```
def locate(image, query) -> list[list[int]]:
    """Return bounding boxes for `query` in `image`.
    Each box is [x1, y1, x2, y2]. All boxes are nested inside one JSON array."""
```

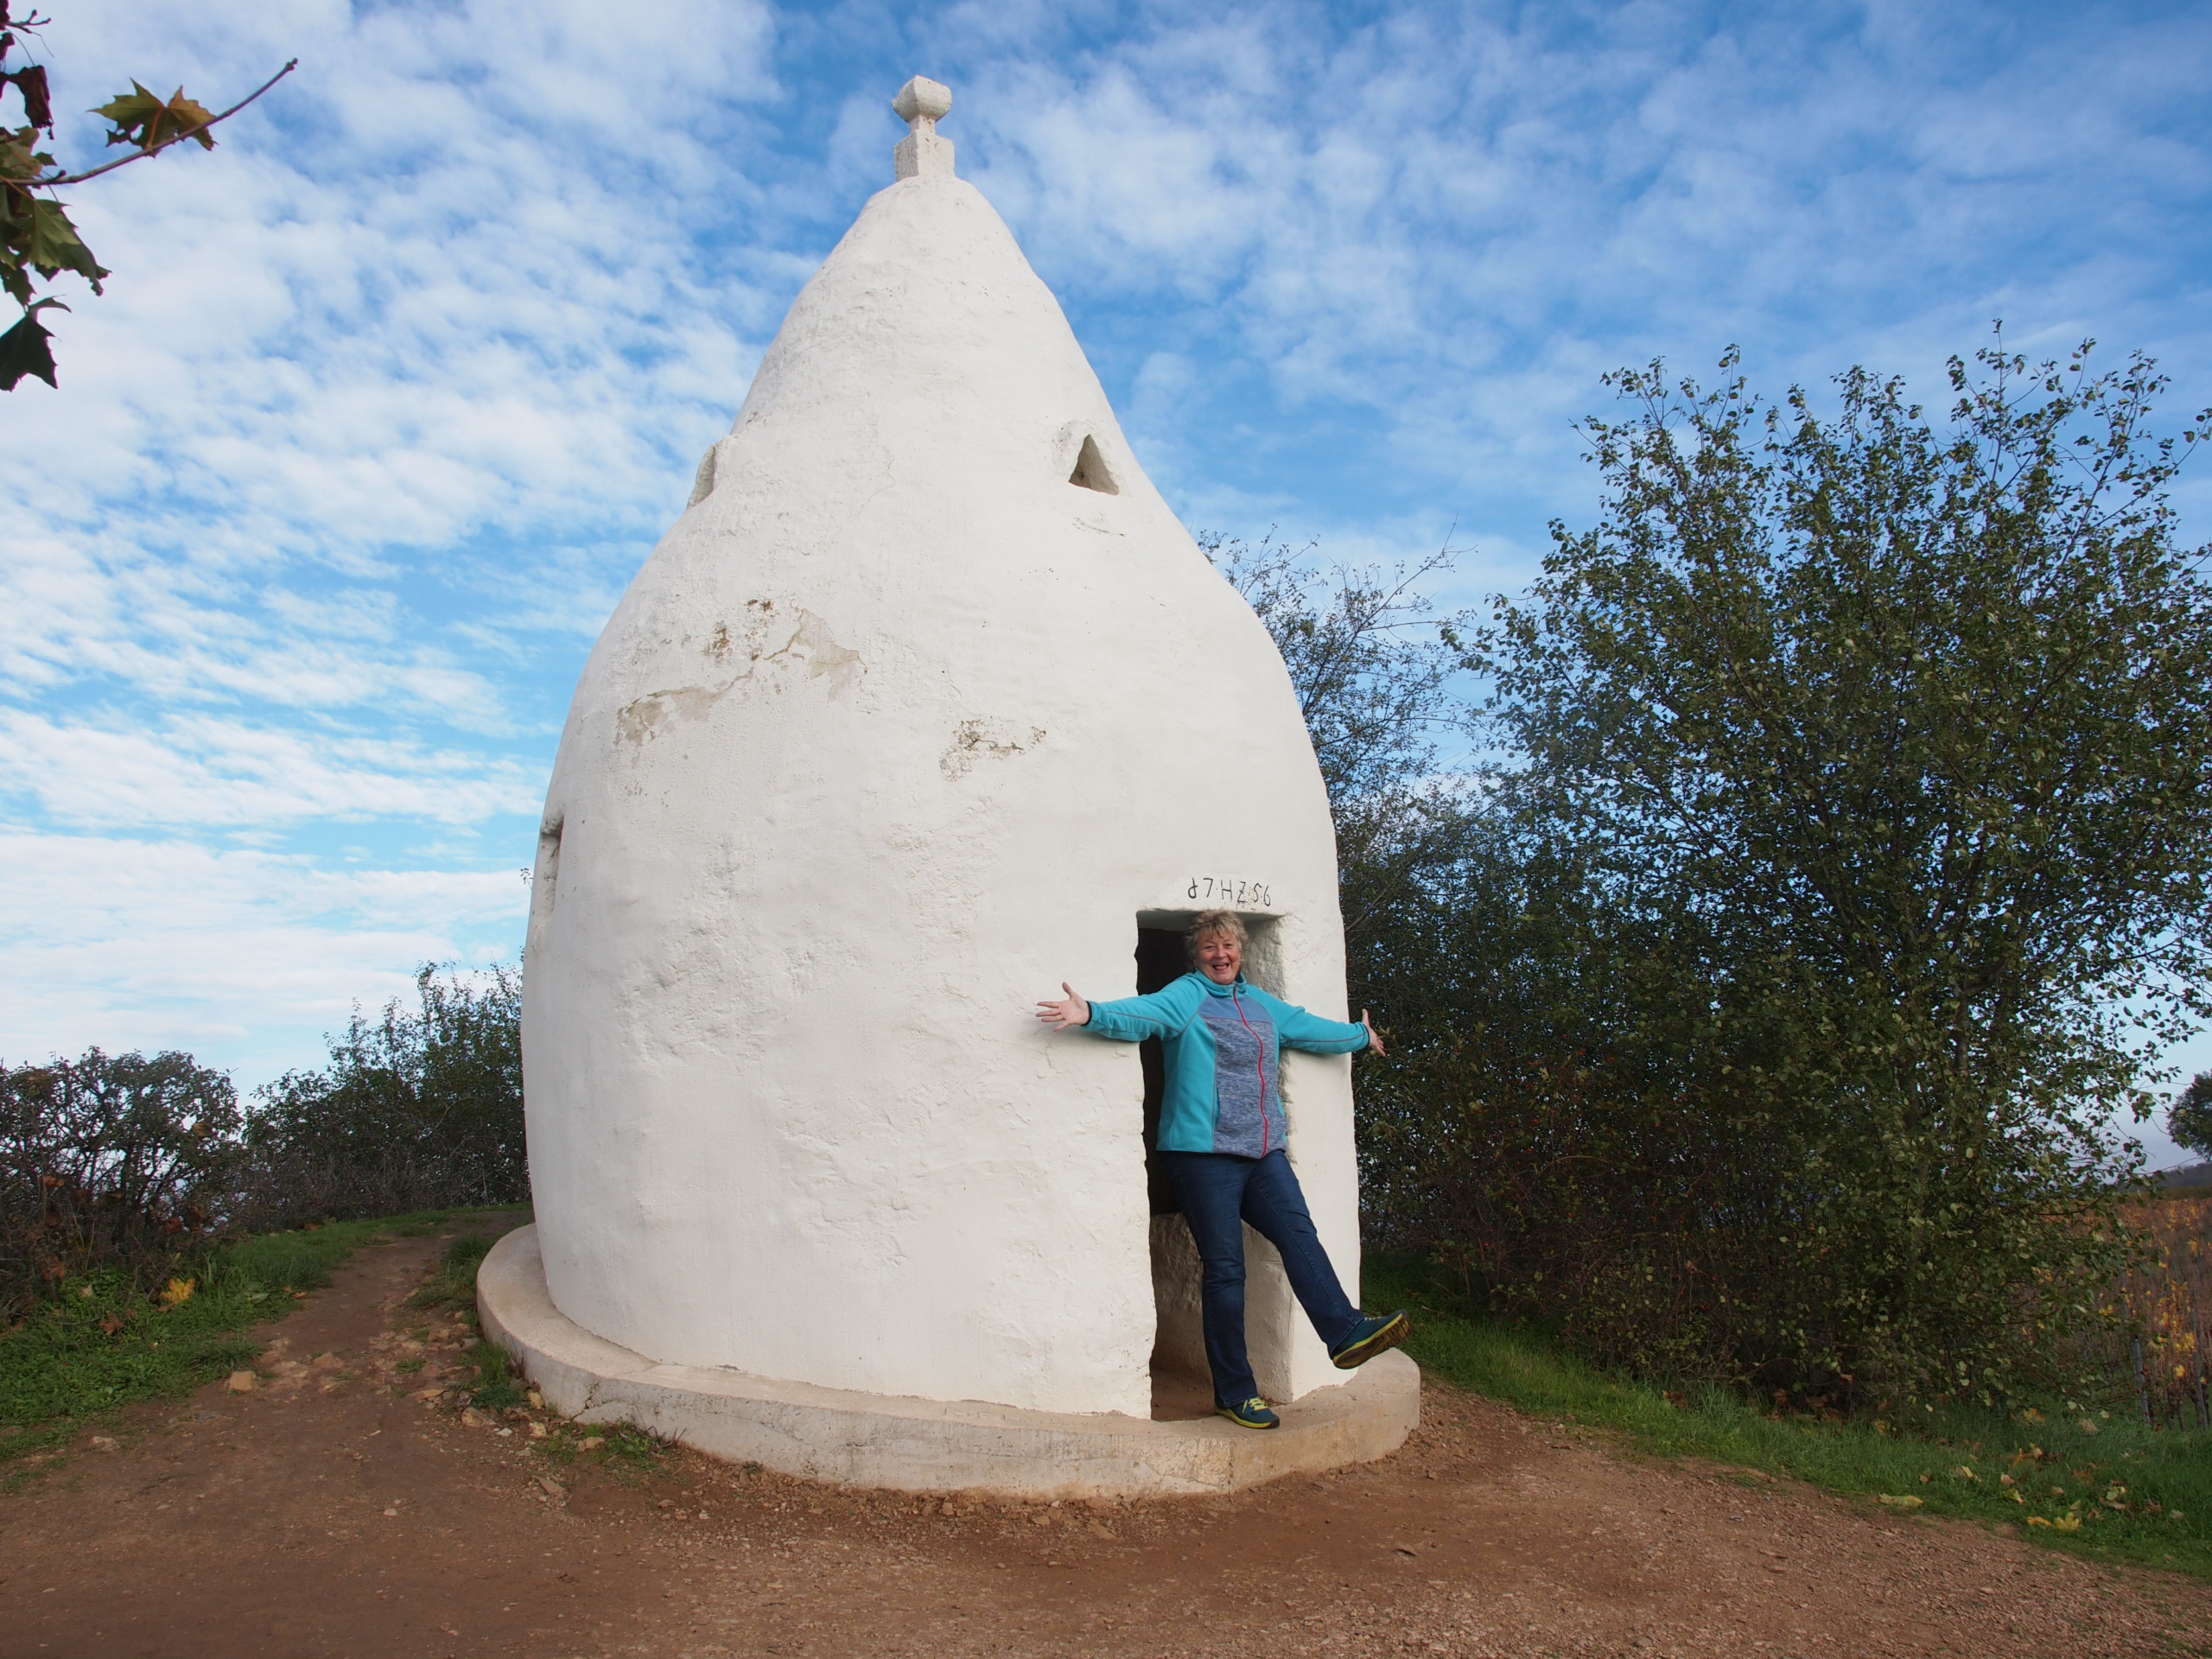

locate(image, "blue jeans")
[[1158, 1148, 1361, 1406]]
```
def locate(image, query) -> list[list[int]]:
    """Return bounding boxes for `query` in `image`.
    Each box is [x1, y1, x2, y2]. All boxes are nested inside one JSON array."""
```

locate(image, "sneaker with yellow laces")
[[1329, 1310, 1411, 1370], [1216, 1396, 1280, 1430]]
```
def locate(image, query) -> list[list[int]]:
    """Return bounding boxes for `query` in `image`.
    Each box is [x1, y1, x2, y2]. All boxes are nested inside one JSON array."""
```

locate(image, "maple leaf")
[[0, 295, 60, 387], [22, 194, 104, 284], [0, 122, 54, 181], [94, 81, 216, 152], [3, 63, 50, 130], [3, 48, 289, 390]]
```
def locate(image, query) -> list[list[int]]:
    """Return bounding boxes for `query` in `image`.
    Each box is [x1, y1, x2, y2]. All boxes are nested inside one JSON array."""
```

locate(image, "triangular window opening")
[[1068, 434, 1119, 495]]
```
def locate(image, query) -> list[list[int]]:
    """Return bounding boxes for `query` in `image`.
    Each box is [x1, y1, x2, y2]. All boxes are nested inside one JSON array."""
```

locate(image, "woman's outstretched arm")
[[1268, 994, 1387, 1056], [1040, 977, 1204, 1039]]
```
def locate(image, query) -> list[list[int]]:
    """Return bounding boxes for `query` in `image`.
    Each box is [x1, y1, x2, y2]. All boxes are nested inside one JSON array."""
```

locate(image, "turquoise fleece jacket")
[[1081, 973, 1370, 1158]]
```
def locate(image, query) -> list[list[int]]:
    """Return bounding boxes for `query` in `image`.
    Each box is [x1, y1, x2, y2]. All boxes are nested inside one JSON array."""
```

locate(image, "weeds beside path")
[[1367, 1254, 2212, 1584], [0, 1205, 525, 1475]]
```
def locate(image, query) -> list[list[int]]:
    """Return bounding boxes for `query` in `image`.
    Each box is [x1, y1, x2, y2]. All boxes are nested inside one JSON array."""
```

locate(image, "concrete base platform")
[[477, 1225, 1420, 1498]]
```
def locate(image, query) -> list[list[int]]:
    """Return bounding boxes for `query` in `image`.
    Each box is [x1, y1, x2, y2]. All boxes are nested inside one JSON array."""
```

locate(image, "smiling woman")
[[1039, 908, 1405, 1429]]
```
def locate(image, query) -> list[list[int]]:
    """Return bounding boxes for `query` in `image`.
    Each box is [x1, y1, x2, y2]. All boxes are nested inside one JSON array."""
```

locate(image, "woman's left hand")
[[1036, 983, 1091, 1030], [1361, 1009, 1385, 1056]]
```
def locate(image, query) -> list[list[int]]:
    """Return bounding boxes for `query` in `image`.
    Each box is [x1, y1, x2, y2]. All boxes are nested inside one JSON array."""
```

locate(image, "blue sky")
[[3, 1, 2209, 1161]]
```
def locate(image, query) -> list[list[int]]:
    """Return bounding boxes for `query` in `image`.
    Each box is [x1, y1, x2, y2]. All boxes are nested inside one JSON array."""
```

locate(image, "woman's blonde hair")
[[1185, 908, 1249, 964]]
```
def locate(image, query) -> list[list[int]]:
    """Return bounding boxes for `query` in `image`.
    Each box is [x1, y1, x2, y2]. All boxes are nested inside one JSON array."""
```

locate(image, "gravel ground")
[[2, 1230, 2207, 1658]]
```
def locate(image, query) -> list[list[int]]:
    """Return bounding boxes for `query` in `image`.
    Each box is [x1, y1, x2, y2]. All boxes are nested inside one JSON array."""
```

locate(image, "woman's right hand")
[[1036, 983, 1090, 1030]]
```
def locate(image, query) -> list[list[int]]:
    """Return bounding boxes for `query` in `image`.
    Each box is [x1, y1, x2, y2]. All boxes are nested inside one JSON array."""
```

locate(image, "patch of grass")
[[1365, 1252, 2212, 1581], [0, 1205, 522, 1469], [514, 1407, 668, 1476], [399, 1227, 532, 1408], [463, 1336, 528, 1410], [527, 1416, 670, 1480], [409, 1231, 503, 1315], [587, 1422, 671, 1481]]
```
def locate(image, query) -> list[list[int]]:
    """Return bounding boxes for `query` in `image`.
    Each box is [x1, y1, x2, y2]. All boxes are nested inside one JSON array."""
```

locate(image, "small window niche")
[[525, 815, 564, 957], [686, 442, 720, 508], [1067, 433, 1118, 494]]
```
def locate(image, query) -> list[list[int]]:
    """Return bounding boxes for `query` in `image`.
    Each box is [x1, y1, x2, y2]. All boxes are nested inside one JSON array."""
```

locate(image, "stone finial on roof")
[[893, 76, 955, 181]]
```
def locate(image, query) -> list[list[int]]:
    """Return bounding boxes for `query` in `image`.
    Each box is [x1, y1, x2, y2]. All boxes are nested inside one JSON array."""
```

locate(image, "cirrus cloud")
[[3, 0, 2207, 1167]]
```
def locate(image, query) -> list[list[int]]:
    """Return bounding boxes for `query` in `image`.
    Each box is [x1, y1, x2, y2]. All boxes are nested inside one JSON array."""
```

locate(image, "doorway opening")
[[1133, 925, 1184, 1218], [1135, 911, 1293, 1418]]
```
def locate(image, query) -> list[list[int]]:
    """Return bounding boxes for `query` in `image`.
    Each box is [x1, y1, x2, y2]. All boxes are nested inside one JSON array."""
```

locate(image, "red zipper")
[[1232, 986, 1271, 1156]]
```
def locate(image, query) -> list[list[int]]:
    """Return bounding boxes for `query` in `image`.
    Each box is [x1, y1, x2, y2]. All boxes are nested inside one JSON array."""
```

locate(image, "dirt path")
[[2, 1230, 2207, 1659]]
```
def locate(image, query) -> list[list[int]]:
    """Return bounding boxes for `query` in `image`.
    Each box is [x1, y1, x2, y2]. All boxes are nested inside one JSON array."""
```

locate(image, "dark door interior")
[[1135, 926, 1185, 1214]]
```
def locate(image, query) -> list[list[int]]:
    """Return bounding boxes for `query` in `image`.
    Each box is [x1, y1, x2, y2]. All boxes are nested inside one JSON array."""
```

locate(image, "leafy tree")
[[2171, 1072, 2212, 1162], [1203, 530, 1480, 942], [245, 963, 526, 1223], [0, 3, 293, 388], [1344, 335, 2212, 1402]]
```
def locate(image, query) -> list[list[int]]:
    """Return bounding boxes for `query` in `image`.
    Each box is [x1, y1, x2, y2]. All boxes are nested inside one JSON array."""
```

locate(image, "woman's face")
[[1193, 930, 1243, 984]]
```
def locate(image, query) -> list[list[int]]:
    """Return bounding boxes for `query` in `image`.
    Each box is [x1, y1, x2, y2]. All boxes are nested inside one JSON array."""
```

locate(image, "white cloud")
[[951, 2, 2210, 539], [2, 0, 2206, 1104], [0, 710, 541, 830], [0, 833, 525, 1087], [0, 0, 804, 1078], [16, 0, 783, 589]]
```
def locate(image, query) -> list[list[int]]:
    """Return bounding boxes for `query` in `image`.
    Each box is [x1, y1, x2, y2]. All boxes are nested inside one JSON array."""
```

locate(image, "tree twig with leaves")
[[0, 2, 294, 389], [1201, 529, 1484, 938]]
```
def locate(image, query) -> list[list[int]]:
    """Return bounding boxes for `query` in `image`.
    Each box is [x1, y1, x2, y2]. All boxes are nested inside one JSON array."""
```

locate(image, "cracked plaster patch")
[[942, 718, 1046, 780], [617, 606, 866, 746]]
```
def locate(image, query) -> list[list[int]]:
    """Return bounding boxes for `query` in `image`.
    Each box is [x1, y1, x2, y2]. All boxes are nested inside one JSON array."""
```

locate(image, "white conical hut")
[[486, 79, 1415, 1491]]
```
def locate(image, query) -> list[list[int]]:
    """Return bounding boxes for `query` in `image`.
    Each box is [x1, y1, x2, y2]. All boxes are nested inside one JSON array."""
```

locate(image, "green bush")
[[2170, 1075, 2212, 1163], [2, 965, 525, 1317], [242, 963, 525, 1224], [1253, 337, 2212, 1406], [0, 1050, 242, 1320]]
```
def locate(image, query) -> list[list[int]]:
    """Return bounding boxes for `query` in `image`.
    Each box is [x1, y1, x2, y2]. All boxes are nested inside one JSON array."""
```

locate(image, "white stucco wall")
[[521, 156, 1363, 1418]]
